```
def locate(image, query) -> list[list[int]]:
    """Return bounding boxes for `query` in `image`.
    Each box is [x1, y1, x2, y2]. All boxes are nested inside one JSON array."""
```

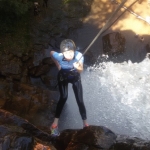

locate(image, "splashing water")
[[82, 56, 150, 139], [59, 56, 150, 140]]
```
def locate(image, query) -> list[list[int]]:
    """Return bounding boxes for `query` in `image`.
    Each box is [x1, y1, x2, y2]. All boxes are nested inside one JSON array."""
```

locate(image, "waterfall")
[[59, 55, 150, 140]]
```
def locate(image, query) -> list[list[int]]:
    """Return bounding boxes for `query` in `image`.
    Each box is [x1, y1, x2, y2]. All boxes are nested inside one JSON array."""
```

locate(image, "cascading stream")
[[59, 55, 150, 140]]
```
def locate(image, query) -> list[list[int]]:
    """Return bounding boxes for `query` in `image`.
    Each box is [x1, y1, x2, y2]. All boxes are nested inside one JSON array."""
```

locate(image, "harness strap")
[[58, 69, 80, 82]]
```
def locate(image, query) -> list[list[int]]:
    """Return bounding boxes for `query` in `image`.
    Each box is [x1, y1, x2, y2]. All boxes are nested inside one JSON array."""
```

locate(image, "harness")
[[58, 56, 80, 82], [58, 68, 80, 82]]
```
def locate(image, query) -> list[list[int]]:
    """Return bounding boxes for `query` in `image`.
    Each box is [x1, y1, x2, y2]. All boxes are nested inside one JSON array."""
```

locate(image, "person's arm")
[[73, 62, 83, 73], [73, 52, 84, 73], [50, 51, 61, 70]]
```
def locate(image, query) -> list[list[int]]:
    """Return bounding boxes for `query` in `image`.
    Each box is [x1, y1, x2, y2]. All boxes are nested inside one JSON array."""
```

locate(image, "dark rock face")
[[1, 110, 150, 150], [0, 54, 23, 80], [146, 44, 150, 52], [0, 109, 55, 142], [1, 133, 34, 150], [71, 126, 117, 149], [111, 135, 150, 150], [55, 126, 117, 150], [55, 129, 78, 150], [102, 32, 126, 56], [0, 79, 59, 131], [0, 125, 55, 150], [42, 57, 54, 65], [84, 51, 95, 66], [29, 63, 51, 77]]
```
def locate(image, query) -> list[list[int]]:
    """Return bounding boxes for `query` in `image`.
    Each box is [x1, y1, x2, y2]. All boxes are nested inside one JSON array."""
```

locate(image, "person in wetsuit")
[[50, 39, 88, 136]]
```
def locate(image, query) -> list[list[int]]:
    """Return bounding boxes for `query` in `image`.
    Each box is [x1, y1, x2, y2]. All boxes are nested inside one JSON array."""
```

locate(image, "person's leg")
[[72, 80, 88, 127], [50, 80, 68, 136], [51, 81, 68, 126]]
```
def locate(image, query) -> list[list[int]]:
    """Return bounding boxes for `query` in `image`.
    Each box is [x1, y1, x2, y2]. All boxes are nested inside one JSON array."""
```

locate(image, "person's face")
[[63, 50, 74, 61]]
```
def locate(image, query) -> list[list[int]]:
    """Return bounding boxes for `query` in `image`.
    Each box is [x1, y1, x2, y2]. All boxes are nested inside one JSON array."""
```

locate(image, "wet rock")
[[55, 126, 116, 150], [84, 51, 95, 66], [49, 38, 57, 50], [0, 81, 57, 122], [72, 126, 116, 149], [42, 57, 54, 65], [55, 129, 78, 150], [55, 36, 66, 50], [43, 0, 48, 7], [66, 143, 90, 150], [33, 44, 45, 52], [0, 109, 55, 143], [34, 142, 56, 150], [0, 98, 6, 109], [28, 55, 55, 80], [0, 125, 55, 150], [146, 44, 150, 53], [102, 32, 126, 56], [29, 64, 51, 77], [35, 64, 50, 77], [1, 133, 34, 150], [0, 54, 22, 80], [1, 110, 150, 150], [40, 75, 57, 88], [111, 135, 150, 150]]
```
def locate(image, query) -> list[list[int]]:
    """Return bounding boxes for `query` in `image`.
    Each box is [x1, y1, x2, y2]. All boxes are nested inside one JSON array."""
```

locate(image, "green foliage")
[[0, 0, 33, 19], [0, 14, 32, 55], [0, 0, 32, 54], [0, 0, 33, 33]]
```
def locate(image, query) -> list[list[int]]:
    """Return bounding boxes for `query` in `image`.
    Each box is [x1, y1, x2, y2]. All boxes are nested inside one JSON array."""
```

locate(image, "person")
[[50, 39, 89, 136]]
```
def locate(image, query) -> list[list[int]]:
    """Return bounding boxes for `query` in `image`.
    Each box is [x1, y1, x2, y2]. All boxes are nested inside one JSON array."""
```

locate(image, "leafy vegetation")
[[0, 0, 93, 54], [0, 0, 33, 33], [0, 0, 33, 54]]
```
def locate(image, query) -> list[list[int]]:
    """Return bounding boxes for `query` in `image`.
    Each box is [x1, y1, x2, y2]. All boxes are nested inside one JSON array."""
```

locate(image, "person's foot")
[[83, 123, 89, 128], [50, 124, 60, 136]]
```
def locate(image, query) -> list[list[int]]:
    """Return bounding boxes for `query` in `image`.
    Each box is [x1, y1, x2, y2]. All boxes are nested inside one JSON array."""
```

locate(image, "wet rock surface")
[[55, 126, 117, 150], [111, 135, 150, 150], [1, 112, 150, 150]]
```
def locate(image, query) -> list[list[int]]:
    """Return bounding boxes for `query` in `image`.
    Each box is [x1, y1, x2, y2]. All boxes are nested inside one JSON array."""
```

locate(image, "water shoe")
[[50, 125, 60, 136]]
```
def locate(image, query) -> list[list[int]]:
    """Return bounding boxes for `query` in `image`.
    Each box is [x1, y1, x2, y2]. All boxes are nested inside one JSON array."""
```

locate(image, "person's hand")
[[73, 62, 80, 69], [73, 62, 83, 73]]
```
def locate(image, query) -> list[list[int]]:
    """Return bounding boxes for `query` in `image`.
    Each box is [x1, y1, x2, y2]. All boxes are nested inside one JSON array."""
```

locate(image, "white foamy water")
[[59, 56, 150, 140]]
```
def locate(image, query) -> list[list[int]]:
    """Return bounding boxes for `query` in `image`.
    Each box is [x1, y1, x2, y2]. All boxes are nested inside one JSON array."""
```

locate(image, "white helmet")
[[60, 39, 76, 53]]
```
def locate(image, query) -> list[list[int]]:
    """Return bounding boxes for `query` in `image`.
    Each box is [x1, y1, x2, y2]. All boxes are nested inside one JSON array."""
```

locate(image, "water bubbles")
[[82, 57, 150, 139]]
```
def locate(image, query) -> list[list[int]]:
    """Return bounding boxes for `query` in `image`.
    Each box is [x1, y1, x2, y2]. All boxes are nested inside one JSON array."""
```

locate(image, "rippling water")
[[59, 55, 150, 140]]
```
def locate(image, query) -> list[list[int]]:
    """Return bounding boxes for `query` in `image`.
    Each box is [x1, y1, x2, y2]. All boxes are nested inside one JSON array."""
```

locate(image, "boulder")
[[55, 126, 117, 150], [0, 54, 22, 80], [0, 125, 56, 150], [29, 64, 51, 77], [111, 135, 150, 150], [1, 133, 34, 150], [102, 32, 126, 56]]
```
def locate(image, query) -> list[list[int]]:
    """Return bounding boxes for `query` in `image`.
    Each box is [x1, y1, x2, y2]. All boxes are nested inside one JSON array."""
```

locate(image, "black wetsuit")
[[55, 69, 87, 120]]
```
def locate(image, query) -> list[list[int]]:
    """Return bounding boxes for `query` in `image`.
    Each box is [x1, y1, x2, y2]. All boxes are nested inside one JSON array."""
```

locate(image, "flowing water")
[[57, 0, 150, 140], [32, 34, 150, 140], [58, 55, 150, 140]]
